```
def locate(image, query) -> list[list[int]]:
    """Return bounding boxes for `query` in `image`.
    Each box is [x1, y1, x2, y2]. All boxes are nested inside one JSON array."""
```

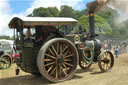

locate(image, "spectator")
[[108, 41, 112, 50], [114, 45, 119, 58]]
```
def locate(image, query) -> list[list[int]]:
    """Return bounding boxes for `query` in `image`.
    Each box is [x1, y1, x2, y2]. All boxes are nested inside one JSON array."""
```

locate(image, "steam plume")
[[87, 0, 128, 21], [86, 0, 109, 12]]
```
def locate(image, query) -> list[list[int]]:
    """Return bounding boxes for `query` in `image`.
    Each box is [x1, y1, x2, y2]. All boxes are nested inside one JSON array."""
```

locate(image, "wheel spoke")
[[101, 55, 104, 60], [50, 67, 56, 75], [63, 63, 68, 71], [103, 54, 106, 58], [56, 67, 58, 79], [104, 55, 106, 59], [44, 59, 54, 62], [45, 54, 56, 59], [106, 53, 110, 58], [61, 66, 68, 76], [64, 62, 73, 67], [109, 59, 111, 64], [64, 59, 72, 61], [62, 45, 68, 53], [105, 64, 107, 70], [48, 48, 55, 56], [103, 64, 106, 70], [47, 65, 53, 73], [45, 62, 55, 67], [64, 50, 69, 56], [105, 52, 108, 56], [107, 63, 110, 68], [64, 54, 73, 58], [51, 45, 58, 56], [59, 66, 61, 78], [102, 63, 105, 69], [6, 63, 8, 67], [106, 64, 109, 70]]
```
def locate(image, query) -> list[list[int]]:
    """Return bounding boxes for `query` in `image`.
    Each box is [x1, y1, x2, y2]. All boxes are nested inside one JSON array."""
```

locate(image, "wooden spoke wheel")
[[98, 51, 114, 72], [0, 55, 12, 69], [79, 48, 92, 70], [37, 38, 79, 82], [79, 56, 92, 70]]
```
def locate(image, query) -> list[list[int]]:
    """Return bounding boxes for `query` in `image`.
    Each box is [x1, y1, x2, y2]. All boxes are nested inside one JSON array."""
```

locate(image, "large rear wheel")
[[37, 38, 79, 82]]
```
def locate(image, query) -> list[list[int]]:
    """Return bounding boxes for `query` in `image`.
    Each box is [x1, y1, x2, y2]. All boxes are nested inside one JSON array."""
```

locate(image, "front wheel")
[[79, 57, 92, 70], [0, 55, 12, 69], [79, 47, 93, 70], [98, 50, 114, 72], [37, 38, 79, 82]]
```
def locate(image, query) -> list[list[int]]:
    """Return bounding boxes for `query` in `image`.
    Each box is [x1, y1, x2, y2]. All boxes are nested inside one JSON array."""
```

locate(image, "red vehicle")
[[9, 50, 20, 62]]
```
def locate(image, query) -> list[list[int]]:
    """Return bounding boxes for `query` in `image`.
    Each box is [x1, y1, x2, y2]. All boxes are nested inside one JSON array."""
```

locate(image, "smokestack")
[[86, 0, 109, 38], [88, 11, 95, 38]]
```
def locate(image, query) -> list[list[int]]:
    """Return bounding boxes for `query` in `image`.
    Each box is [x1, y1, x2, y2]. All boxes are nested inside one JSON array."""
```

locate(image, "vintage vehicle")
[[0, 47, 12, 69], [8, 13, 114, 82], [0, 39, 20, 62], [0, 40, 13, 53]]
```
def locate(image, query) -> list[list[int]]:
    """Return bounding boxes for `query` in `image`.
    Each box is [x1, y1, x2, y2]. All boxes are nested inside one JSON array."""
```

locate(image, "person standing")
[[114, 45, 119, 58]]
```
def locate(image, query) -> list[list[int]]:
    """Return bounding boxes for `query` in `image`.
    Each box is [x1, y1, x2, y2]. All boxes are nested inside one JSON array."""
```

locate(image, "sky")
[[0, 0, 94, 36]]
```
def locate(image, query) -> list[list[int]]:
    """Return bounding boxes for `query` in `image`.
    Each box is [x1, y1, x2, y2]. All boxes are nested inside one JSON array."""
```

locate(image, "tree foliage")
[[25, 5, 128, 39], [78, 15, 112, 35], [59, 5, 74, 18], [0, 35, 13, 40], [33, 7, 53, 17], [48, 7, 59, 17], [29, 7, 59, 17]]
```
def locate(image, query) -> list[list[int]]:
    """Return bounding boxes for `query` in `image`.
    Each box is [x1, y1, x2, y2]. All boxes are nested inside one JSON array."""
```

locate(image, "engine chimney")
[[88, 11, 95, 38]]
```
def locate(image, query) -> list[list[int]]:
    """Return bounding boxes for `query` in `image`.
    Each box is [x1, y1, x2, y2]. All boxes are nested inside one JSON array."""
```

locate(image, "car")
[[0, 44, 12, 69], [0, 39, 20, 62]]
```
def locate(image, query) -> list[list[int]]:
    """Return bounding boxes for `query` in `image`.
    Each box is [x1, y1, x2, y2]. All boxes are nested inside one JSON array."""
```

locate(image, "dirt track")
[[0, 53, 128, 85]]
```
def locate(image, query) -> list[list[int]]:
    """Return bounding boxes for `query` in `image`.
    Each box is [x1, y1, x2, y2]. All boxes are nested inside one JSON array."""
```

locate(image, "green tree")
[[28, 7, 59, 17], [59, 5, 75, 17], [97, 7, 119, 25], [33, 7, 53, 17], [0, 35, 13, 40], [48, 7, 59, 17], [27, 13, 33, 17], [77, 14, 112, 35]]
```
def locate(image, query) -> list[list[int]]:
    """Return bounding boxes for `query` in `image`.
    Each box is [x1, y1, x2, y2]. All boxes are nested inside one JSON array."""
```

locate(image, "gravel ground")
[[0, 53, 128, 85]]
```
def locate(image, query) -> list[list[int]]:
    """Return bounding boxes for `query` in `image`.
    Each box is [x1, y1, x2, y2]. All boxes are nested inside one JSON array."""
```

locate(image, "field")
[[0, 53, 128, 85]]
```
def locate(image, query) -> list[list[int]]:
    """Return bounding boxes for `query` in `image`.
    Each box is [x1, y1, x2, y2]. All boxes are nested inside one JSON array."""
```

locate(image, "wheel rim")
[[79, 58, 92, 70], [39, 39, 78, 82], [79, 48, 92, 70], [99, 51, 114, 72], [0, 56, 11, 69]]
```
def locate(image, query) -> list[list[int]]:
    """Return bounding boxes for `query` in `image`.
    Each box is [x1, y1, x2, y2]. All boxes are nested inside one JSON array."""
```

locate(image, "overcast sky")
[[0, 0, 93, 36]]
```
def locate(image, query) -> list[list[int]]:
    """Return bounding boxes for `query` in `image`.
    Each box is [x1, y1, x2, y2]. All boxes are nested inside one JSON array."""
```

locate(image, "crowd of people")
[[102, 40, 128, 58]]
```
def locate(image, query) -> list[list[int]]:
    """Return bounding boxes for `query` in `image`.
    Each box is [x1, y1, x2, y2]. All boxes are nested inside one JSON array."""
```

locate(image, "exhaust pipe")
[[88, 11, 95, 38]]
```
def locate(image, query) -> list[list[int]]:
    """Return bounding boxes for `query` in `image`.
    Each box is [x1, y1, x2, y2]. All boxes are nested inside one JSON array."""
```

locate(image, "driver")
[[24, 27, 32, 40]]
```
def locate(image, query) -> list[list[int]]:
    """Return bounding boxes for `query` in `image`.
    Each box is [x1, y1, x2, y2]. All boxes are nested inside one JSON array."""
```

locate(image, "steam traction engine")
[[77, 11, 114, 71], [8, 11, 114, 82]]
